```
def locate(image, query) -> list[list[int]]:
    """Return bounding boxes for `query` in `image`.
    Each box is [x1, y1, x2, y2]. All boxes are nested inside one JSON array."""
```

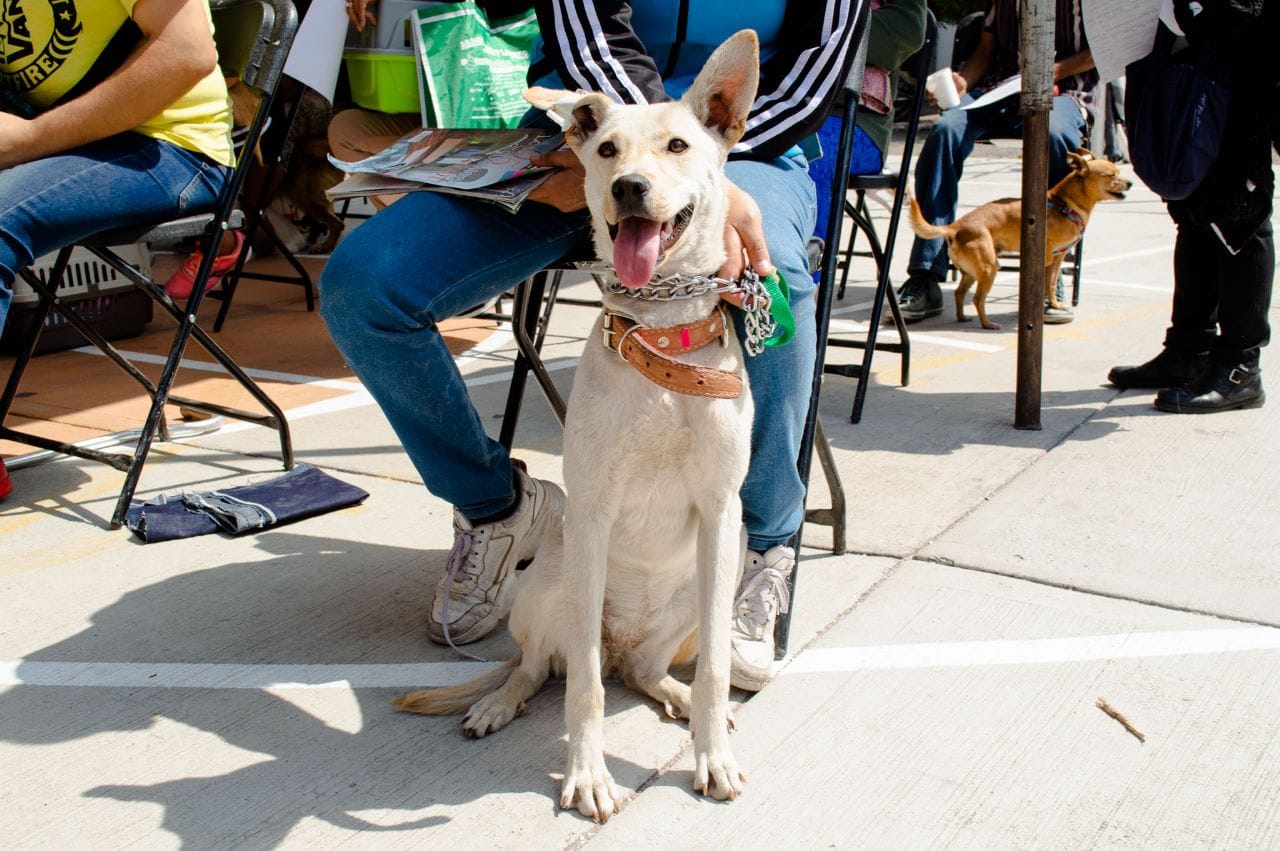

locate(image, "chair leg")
[[1071, 240, 1084, 307], [499, 271, 568, 450], [801, 418, 846, 555], [837, 196, 861, 300], [1, 253, 158, 473], [79, 245, 294, 525], [212, 210, 317, 332]]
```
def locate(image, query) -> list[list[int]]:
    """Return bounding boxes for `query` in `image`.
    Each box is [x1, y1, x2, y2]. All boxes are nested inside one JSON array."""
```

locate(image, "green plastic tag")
[[761, 271, 794, 348]]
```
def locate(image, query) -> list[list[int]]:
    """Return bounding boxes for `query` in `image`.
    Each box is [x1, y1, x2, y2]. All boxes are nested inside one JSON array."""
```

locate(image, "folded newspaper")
[[326, 127, 563, 213]]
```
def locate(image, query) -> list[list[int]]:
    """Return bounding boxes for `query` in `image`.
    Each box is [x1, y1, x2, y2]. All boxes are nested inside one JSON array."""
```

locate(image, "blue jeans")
[[320, 155, 818, 551], [908, 93, 1088, 280], [0, 132, 229, 331]]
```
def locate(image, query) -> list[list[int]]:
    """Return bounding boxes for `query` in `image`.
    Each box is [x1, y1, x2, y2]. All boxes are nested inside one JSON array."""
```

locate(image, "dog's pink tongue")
[[612, 217, 662, 287]]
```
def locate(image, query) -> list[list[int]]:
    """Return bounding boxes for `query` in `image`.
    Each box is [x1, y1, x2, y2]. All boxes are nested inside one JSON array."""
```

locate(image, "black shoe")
[[1108, 348, 1210, 390], [898, 273, 943, 323], [1154, 363, 1265, 413]]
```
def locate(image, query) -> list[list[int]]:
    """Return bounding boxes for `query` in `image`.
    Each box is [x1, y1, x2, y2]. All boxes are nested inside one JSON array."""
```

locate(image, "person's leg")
[[1108, 219, 1218, 389], [907, 96, 1008, 279], [901, 97, 1013, 319], [1155, 219, 1273, 412], [0, 133, 228, 331], [1166, 222, 1222, 354], [326, 109, 421, 209], [319, 190, 587, 518], [327, 108, 421, 162], [726, 156, 816, 551], [318, 190, 590, 644], [1037, 95, 1091, 323], [1212, 218, 1273, 368], [1046, 95, 1089, 185], [723, 156, 816, 689]]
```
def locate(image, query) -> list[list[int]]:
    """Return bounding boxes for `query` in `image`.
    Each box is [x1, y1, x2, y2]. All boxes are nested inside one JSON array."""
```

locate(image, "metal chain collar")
[[598, 268, 777, 356]]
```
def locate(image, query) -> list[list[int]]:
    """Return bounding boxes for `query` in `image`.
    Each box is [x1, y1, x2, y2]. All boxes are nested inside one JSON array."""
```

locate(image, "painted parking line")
[[72, 346, 366, 392], [1078, 278, 1172, 293], [827, 317, 1003, 353], [4, 627, 1277, 690], [783, 626, 1280, 675], [0, 659, 501, 689]]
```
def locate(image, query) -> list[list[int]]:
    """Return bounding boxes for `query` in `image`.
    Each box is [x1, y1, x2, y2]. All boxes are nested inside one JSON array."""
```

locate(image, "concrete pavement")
[[1, 151, 1278, 849]]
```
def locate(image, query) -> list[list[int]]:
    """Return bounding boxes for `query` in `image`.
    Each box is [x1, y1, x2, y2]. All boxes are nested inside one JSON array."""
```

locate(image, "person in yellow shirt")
[[0, 0, 235, 500]]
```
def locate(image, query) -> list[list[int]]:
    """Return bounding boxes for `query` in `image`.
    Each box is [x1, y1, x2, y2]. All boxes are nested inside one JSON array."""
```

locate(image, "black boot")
[[1154, 363, 1265, 413], [1108, 348, 1210, 390], [898, 271, 943, 322]]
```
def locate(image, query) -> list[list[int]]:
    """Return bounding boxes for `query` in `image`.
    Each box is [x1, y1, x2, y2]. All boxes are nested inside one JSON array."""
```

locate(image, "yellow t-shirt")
[[0, 0, 234, 166]]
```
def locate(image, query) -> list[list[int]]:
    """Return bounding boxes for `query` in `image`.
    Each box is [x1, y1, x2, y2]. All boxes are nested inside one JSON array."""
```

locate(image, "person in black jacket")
[[1109, 0, 1277, 413]]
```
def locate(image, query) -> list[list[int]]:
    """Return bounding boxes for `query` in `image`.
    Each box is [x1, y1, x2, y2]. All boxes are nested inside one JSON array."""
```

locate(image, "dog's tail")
[[393, 653, 522, 716], [907, 195, 953, 241]]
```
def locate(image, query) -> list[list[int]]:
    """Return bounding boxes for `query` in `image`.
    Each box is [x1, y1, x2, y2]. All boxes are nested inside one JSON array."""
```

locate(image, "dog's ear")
[[1066, 150, 1092, 175], [682, 29, 760, 148], [524, 86, 575, 111], [563, 93, 613, 148], [525, 86, 613, 148]]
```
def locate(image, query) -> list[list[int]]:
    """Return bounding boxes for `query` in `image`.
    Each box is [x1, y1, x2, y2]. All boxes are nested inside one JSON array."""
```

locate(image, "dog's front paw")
[[693, 742, 745, 801], [561, 751, 622, 822], [462, 691, 526, 738], [981, 320, 1001, 331]]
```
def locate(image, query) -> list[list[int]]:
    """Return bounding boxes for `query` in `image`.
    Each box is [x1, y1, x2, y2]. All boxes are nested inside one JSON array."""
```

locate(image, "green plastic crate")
[[343, 49, 420, 116]]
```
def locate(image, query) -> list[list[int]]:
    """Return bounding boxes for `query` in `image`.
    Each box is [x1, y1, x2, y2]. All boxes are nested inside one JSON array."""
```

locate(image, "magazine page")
[[326, 156, 553, 213], [329, 127, 562, 191]]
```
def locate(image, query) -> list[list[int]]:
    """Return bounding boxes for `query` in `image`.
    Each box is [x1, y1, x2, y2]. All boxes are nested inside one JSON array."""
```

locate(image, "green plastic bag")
[[411, 2, 538, 129]]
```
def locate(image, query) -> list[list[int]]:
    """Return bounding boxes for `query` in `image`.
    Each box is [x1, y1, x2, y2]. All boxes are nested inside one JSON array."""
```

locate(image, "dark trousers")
[[1166, 218, 1274, 367]]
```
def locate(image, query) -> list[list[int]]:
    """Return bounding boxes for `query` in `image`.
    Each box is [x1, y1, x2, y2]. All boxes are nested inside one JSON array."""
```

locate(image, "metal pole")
[[1015, 0, 1055, 429]]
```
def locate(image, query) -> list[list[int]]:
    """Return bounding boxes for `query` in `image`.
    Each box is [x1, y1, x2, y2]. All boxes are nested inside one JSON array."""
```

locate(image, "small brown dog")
[[908, 149, 1132, 329]]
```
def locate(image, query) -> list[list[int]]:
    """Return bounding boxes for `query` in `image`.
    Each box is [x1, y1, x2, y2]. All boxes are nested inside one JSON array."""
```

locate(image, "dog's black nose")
[[612, 175, 650, 203]]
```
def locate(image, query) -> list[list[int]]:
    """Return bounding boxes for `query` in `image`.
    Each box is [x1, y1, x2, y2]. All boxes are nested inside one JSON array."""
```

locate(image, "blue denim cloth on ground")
[[908, 93, 1088, 279], [0, 131, 229, 333], [320, 155, 817, 552], [125, 465, 370, 543]]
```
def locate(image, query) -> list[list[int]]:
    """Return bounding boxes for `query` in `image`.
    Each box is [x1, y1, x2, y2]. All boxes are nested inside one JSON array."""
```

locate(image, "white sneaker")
[[729, 545, 794, 692], [428, 467, 565, 647]]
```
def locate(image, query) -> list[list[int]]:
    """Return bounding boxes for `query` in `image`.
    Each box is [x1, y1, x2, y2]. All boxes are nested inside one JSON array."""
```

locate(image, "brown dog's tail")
[[907, 195, 953, 241], [393, 653, 521, 716]]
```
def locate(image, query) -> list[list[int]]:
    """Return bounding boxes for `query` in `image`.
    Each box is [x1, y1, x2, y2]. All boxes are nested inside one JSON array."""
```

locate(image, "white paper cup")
[[925, 68, 961, 110]]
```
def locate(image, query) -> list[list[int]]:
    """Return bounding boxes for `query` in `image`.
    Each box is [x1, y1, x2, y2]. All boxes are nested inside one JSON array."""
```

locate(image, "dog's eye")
[[597, 141, 617, 158], [668, 138, 688, 153]]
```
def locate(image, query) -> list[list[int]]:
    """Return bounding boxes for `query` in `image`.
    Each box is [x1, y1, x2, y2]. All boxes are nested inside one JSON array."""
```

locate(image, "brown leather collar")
[[601, 304, 743, 398]]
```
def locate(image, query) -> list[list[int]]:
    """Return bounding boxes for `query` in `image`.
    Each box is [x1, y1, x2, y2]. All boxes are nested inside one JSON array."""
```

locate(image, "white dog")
[[395, 30, 762, 821]]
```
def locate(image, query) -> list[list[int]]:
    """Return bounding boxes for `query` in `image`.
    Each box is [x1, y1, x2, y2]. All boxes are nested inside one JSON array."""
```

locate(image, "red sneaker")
[[163, 230, 248, 299], [0, 458, 12, 501]]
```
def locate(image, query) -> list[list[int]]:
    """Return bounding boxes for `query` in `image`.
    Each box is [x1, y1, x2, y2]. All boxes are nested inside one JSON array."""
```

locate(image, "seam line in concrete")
[[916, 555, 1280, 630]]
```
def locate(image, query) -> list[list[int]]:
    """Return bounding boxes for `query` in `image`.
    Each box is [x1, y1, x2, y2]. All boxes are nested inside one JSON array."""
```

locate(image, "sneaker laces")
[[438, 523, 492, 663], [732, 560, 791, 640]]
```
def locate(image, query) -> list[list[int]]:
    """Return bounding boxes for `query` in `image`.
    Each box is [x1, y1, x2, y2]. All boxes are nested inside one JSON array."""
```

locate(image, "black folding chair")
[[774, 4, 872, 656], [209, 85, 320, 333], [825, 8, 936, 425], [0, 0, 300, 528]]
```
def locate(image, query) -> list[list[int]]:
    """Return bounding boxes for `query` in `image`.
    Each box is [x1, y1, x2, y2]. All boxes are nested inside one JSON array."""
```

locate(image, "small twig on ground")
[[1096, 697, 1146, 743]]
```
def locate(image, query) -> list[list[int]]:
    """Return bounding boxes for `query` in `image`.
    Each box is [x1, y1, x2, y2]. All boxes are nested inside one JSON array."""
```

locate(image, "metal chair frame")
[[825, 9, 936, 425], [0, 0, 300, 527]]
